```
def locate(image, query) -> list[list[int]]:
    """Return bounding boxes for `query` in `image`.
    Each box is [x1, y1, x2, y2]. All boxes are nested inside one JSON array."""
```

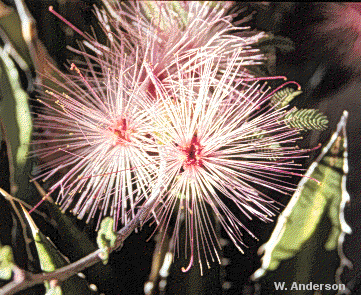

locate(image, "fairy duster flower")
[[33, 51, 160, 228], [100, 1, 266, 97], [145, 55, 310, 273]]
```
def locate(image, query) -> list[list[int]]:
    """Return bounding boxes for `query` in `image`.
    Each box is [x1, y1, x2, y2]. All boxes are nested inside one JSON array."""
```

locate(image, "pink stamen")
[[288, 171, 321, 185], [29, 197, 47, 214], [58, 148, 85, 159], [49, 6, 89, 41], [240, 76, 288, 82], [70, 63, 106, 109], [182, 254, 194, 273], [78, 162, 156, 180], [182, 212, 194, 273], [264, 81, 302, 101]]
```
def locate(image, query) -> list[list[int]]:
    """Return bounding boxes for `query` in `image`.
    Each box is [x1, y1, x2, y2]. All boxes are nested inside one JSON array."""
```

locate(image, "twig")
[[0, 198, 155, 295], [0, 148, 166, 295], [0, 188, 34, 264]]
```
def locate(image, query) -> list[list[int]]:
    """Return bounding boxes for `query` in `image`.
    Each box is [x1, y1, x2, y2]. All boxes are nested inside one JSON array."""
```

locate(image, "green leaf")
[[255, 34, 295, 75], [0, 2, 33, 68], [251, 111, 352, 293], [97, 217, 117, 265], [0, 47, 32, 199], [33, 181, 114, 293], [0, 1, 59, 84], [21, 205, 96, 295], [284, 108, 329, 131], [270, 87, 302, 109], [0, 243, 14, 280], [257, 34, 295, 54], [45, 286, 62, 295], [140, 2, 221, 31], [47, 202, 114, 291], [247, 130, 281, 161]]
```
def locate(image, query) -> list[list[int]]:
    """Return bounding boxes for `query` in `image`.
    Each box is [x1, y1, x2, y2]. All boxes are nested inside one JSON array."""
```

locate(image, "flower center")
[[108, 117, 132, 146], [179, 134, 204, 169]]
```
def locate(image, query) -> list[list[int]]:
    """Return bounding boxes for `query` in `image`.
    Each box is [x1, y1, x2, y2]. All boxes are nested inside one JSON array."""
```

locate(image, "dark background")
[[1, 1, 361, 294]]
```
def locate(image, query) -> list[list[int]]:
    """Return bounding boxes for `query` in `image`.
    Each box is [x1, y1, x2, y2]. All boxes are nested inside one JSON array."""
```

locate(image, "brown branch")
[[0, 149, 166, 295], [0, 199, 154, 295]]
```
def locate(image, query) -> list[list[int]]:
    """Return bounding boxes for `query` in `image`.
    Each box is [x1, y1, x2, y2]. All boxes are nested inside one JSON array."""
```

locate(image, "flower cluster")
[[33, 1, 308, 270]]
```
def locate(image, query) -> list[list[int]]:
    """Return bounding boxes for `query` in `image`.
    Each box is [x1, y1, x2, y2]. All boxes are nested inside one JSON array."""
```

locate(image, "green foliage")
[[257, 34, 295, 54], [96, 217, 117, 265], [252, 34, 295, 75], [270, 87, 302, 109], [252, 111, 351, 294], [247, 130, 281, 161], [21, 205, 96, 295], [33, 180, 114, 293], [45, 286, 62, 295], [140, 1, 222, 31], [140, 1, 187, 30], [0, 2, 33, 69], [0, 243, 14, 280], [0, 47, 32, 199], [46, 202, 114, 291], [269, 87, 328, 131], [285, 108, 329, 131]]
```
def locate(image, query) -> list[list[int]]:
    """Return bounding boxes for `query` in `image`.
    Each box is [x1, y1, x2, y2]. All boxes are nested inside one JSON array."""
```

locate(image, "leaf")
[[0, 47, 33, 199], [140, 1, 222, 31], [270, 87, 302, 109], [13, 0, 59, 80], [257, 34, 295, 54], [0, 0, 63, 96], [0, 243, 14, 280], [21, 205, 96, 295], [33, 181, 115, 293], [0, 1, 58, 79], [284, 108, 329, 131], [0, 2, 33, 68], [248, 130, 281, 161], [45, 286, 62, 295], [255, 34, 295, 75], [251, 111, 352, 294], [96, 217, 117, 265]]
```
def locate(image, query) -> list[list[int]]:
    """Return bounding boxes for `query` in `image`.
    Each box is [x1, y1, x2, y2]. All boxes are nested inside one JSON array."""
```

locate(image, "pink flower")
[[33, 53, 160, 228], [37, 4, 311, 273], [145, 56, 309, 273], [100, 1, 266, 97]]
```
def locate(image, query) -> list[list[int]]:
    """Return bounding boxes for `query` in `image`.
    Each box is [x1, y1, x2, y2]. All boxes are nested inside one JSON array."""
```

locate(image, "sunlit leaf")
[[285, 108, 329, 131], [251, 111, 352, 294], [97, 217, 117, 265], [0, 243, 14, 280], [45, 285, 62, 295]]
